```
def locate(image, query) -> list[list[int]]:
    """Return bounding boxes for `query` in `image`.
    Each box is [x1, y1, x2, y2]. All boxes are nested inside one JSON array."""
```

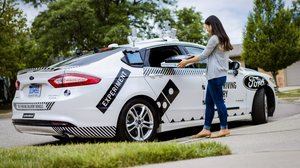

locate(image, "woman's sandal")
[[210, 130, 230, 138], [191, 130, 211, 138]]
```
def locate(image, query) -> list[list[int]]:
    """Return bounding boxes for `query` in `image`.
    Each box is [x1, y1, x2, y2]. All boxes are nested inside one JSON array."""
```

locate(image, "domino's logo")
[[155, 80, 180, 114]]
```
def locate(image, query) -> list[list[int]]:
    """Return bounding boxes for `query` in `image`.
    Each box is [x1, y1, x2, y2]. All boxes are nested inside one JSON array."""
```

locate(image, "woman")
[[178, 15, 233, 138]]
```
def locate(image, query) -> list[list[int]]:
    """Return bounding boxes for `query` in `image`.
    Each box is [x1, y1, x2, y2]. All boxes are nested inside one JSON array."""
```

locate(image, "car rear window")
[[50, 48, 124, 67]]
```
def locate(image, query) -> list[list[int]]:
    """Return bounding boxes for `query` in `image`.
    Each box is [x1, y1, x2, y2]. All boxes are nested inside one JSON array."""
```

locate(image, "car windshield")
[[49, 47, 124, 68]]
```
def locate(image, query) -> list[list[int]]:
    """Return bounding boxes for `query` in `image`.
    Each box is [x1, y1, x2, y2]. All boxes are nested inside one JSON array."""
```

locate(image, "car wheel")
[[117, 98, 158, 141], [252, 88, 268, 124]]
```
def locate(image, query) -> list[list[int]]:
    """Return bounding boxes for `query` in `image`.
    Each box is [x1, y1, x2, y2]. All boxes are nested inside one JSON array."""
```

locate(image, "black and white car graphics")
[[12, 32, 277, 141]]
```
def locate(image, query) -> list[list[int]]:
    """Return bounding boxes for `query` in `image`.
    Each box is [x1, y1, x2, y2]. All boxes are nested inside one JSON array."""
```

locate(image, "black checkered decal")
[[143, 67, 206, 76], [46, 102, 55, 110], [53, 126, 116, 138]]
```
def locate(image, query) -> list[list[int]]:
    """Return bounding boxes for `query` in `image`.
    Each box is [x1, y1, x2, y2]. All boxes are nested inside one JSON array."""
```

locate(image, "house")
[[229, 44, 245, 67], [229, 44, 300, 88]]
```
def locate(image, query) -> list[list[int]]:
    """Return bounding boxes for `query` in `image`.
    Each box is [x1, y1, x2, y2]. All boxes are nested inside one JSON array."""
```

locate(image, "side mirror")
[[232, 61, 240, 70], [229, 61, 240, 76]]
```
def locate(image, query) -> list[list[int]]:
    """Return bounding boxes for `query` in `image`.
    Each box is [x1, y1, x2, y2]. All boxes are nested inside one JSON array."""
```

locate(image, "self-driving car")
[[12, 28, 277, 141]]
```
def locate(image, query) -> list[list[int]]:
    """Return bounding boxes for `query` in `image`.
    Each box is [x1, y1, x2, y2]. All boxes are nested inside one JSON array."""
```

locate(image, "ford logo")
[[29, 76, 34, 80], [243, 75, 268, 90]]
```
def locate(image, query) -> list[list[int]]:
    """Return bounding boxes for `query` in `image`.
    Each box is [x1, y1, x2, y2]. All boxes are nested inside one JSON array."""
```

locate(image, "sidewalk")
[[133, 151, 300, 168], [133, 113, 300, 168]]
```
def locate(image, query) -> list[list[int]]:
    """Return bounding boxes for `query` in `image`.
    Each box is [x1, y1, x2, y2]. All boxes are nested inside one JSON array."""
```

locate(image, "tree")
[[1, 0, 26, 77], [242, 0, 300, 87], [174, 7, 207, 44], [30, 0, 207, 61], [31, 0, 114, 58], [0, 0, 29, 77], [291, 0, 300, 52], [23, 0, 176, 39], [30, 0, 170, 58], [291, 0, 300, 27], [22, 0, 53, 7], [0, 0, 39, 102], [153, 7, 207, 44]]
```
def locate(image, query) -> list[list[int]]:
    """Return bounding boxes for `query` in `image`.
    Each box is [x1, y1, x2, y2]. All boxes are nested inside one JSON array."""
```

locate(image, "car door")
[[143, 45, 206, 123], [184, 46, 208, 107], [225, 62, 247, 117], [184, 45, 247, 118]]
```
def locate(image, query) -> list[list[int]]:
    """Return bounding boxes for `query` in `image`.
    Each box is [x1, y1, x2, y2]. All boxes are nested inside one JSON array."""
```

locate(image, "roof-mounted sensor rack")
[[127, 20, 178, 47]]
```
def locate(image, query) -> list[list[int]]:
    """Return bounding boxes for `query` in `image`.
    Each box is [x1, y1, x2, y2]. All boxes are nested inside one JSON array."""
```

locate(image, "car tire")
[[252, 88, 268, 124], [117, 98, 159, 141]]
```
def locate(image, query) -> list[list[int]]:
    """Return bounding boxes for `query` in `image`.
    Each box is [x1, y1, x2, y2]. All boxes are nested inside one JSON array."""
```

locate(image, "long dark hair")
[[205, 15, 233, 51]]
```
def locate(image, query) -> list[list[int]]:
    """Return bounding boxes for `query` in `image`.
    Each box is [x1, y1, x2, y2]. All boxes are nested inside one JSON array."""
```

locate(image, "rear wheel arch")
[[121, 95, 163, 120]]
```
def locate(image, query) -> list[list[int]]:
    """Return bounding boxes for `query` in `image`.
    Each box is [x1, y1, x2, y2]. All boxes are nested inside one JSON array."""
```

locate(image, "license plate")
[[29, 84, 41, 97]]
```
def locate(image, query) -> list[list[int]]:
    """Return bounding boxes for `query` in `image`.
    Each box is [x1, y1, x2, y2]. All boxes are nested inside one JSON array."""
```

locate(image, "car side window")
[[148, 46, 181, 67], [185, 46, 207, 69], [125, 51, 143, 64]]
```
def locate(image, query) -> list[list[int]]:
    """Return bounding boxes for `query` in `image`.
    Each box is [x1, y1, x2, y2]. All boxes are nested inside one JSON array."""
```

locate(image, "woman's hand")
[[177, 59, 188, 68], [177, 54, 199, 68]]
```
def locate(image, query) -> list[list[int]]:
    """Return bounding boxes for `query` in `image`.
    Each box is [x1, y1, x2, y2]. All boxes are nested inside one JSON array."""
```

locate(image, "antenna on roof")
[[164, 21, 171, 32], [162, 21, 177, 41], [127, 28, 138, 47], [131, 28, 137, 47]]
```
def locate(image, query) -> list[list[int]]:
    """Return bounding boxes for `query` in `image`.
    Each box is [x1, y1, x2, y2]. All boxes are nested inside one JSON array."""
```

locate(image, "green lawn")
[[0, 141, 230, 168], [278, 89, 300, 100]]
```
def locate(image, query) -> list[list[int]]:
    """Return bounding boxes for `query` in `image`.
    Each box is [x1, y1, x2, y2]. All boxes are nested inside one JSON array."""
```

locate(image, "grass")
[[0, 141, 230, 168], [278, 89, 300, 101]]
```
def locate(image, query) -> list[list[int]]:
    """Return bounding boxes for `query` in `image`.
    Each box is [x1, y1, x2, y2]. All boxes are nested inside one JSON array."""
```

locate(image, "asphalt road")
[[0, 101, 299, 148]]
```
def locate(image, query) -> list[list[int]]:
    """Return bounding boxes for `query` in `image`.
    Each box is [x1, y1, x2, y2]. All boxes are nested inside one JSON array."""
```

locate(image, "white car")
[[12, 31, 277, 141]]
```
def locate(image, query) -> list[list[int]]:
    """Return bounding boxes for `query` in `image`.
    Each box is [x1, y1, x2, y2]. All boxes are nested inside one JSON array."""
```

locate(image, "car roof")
[[119, 38, 205, 50]]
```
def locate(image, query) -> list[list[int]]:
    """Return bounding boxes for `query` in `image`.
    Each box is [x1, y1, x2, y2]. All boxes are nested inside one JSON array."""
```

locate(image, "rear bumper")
[[12, 119, 76, 127], [12, 119, 116, 138]]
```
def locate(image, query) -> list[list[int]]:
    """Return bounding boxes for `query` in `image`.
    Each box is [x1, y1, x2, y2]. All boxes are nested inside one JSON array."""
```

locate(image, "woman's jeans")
[[203, 76, 228, 130]]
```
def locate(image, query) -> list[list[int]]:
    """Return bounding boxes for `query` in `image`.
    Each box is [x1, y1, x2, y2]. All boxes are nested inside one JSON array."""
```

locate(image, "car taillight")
[[48, 73, 101, 88], [15, 80, 20, 90]]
